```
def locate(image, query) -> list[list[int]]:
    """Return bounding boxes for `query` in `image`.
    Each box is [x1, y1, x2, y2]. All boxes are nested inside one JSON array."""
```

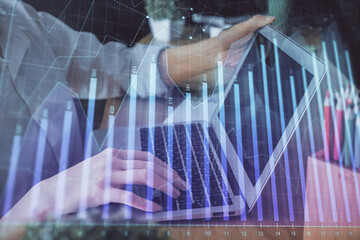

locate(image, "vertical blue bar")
[[32, 111, 49, 186], [313, 51, 344, 223], [234, 82, 246, 221], [344, 51, 354, 85], [2, 125, 22, 217], [301, 67, 324, 223], [29, 110, 49, 218], [83, 71, 97, 157], [332, 42, 352, 223], [58, 105, 73, 173], [332, 40, 343, 88], [166, 101, 174, 220], [248, 70, 263, 222], [274, 40, 294, 222], [78, 70, 97, 218], [125, 71, 138, 219], [260, 44, 279, 222], [218, 61, 229, 220], [345, 50, 360, 215], [102, 114, 115, 219], [55, 104, 73, 218], [185, 87, 192, 220], [146, 62, 157, 218], [321, 42, 339, 223], [289, 75, 310, 222], [202, 80, 211, 220]]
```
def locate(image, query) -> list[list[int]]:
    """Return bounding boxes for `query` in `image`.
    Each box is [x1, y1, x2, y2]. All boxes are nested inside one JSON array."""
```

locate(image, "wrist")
[[3, 182, 54, 223], [211, 36, 229, 62], [31, 181, 54, 221]]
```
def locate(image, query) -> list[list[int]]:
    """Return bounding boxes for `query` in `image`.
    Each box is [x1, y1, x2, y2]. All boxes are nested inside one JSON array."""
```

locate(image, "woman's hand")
[[1, 148, 188, 223], [217, 15, 275, 55], [165, 15, 275, 86]]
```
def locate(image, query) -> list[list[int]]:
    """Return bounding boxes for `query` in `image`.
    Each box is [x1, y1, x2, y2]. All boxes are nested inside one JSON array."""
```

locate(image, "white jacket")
[[0, 0, 168, 112], [0, 0, 169, 187]]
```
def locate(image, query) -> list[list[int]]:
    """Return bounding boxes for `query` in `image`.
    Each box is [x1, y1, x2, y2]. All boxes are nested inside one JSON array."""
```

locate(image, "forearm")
[[165, 15, 275, 87], [166, 37, 224, 87], [0, 188, 42, 239], [0, 182, 53, 223]]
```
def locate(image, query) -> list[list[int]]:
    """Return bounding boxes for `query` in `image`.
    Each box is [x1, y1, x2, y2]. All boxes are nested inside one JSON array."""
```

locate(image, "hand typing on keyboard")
[[1, 148, 189, 224]]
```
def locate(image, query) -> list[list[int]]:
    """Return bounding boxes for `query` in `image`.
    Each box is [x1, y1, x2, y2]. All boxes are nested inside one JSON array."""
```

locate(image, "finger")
[[239, 15, 275, 33], [111, 169, 181, 198], [113, 158, 170, 173], [118, 150, 169, 169], [102, 148, 169, 169], [221, 15, 275, 48], [109, 189, 162, 212], [153, 166, 189, 191], [101, 148, 125, 159], [112, 159, 188, 190]]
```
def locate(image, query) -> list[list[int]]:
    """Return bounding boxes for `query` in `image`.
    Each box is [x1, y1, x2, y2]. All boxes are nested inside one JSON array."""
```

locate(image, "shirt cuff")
[[158, 48, 174, 87], [131, 44, 173, 98]]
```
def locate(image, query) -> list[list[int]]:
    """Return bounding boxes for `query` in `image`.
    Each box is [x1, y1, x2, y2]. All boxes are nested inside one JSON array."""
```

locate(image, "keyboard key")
[[192, 195, 207, 209], [153, 196, 161, 206], [210, 194, 225, 207], [226, 197, 233, 205], [179, 203, 187, 210], [177, 191, 192, 210], [161, 193, 178, 211], [209, 180, 221, 195], [154, 127, 167, 162]]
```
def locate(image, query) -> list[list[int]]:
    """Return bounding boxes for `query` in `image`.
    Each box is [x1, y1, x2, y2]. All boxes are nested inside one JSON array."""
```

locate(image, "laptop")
[[102, 24, 325, 221]]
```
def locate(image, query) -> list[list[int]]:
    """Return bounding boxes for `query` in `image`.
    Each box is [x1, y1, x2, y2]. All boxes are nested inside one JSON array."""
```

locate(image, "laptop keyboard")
[[140, 123, 233, 212]]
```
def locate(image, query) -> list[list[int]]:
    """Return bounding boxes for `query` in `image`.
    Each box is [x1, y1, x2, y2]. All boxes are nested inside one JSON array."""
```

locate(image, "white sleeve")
[[33, 9, 170, 99]]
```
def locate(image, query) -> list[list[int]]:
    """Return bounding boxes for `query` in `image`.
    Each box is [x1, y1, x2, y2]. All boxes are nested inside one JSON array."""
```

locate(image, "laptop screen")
[[217, 33, 313, 192]]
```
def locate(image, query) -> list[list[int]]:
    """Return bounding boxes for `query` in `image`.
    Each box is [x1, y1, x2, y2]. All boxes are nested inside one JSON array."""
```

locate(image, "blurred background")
[[22, 0, 360, 134], [23, 0, 360, 86]]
